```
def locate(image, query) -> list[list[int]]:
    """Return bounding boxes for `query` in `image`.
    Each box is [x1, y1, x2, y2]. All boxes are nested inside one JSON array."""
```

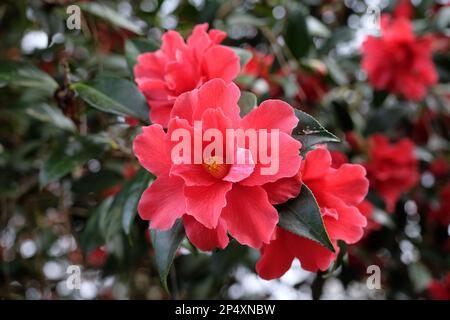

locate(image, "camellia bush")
[[0, 0, 449, 300]]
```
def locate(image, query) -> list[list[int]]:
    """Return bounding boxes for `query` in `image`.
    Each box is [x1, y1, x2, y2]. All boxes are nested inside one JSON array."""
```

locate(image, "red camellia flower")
[[361, 15, 437, 101], [427, 273, 450, 300], [330, 150, 349, 169], [296, 71, 328, 105], [429, 157, 449, 178], [134, 24, 240, 126], [393, 0, 414, 20], [331, 151, 380, 235], [256, 148, 368, 279], [133, 79, 302, 250], [241, 48, 274, 81], [429, 183, 450, 227], [87, 246, 109, 268], [365, 134, 419, 213]]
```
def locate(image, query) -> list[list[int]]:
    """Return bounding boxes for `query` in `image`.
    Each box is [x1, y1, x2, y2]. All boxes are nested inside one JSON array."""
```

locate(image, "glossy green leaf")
[[80, 197, 113, 254], [0, 61, 58, 94], [151, 220, 185, 292], [408, 262, 433, 292], [306, 16, 331, 38], [26, 103, 76, 132], [121, 169, 153, 235], [277, 184, 335, 252], [79, 3, 144, 35], [292, 109, 340, 152], [96, 169, 151, 249], [435, 7, 450, 32], [285, 8, 311, 59], [319, 27, 355, 55], [72, 169, 122, 194], [238, 91, 257, 116], [323, 240, 346, 278], [72, 77, 149, 122], [39, 137, 106, 187], [325, 57, 349, 86]]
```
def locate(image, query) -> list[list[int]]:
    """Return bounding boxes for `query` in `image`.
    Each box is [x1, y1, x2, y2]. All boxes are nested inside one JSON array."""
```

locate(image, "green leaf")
[[292, 109, 339, 152], [79, 2, 144, 35], [238, 91, 257, 116], [151, 220, 185, 292], [39, 136, 106, 187], [231, 47, 252, 68], [277, 184, 335, 252], [284, 8, 311, 59], [226, 13, 268, 27], [408, 262, 433, 293], [365, 104, 410, 135], [121, 169, 153, 235], [0, 61, 58, 94], [72, 76, 149, 122], [323, 240, 346, 278], [72, 169, 122, 194], [26, 103, 76, 132], [125, 38, 160, 74], [80, 198, 113, 253], [319, 27, 355, 55], [306, 16, 331, 38], [373, 90, 389, 108], [96, 169, 151, 248], [325, 57, 349, 86], [435, 7, 450, 32]]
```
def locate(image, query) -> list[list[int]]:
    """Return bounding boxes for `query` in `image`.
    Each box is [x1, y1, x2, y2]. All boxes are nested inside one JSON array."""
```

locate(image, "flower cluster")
[[134, 24, 240, 127], [361, 14, 437, 101], [257, 147, 369, 279], [364, 134, 419, 213], [428, 272, 450, 300], [132, 25, 369, 279]]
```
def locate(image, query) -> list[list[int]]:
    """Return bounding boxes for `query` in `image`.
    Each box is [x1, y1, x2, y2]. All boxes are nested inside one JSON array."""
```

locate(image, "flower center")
[[202, 156, 229, 179]]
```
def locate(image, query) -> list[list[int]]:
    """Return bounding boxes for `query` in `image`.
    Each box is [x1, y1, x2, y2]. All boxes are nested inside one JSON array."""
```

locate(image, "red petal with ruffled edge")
[[183, 215, 229, 251], [221, 185, 278, 248], [138, 175, 186, 230]]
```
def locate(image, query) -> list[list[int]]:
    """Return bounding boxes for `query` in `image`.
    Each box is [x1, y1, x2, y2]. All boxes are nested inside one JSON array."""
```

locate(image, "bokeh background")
[[0, 0, 449, 299]]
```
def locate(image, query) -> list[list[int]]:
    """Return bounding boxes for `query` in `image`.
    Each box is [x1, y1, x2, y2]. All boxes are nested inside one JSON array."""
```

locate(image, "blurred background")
[[0, 0, 449, 299]]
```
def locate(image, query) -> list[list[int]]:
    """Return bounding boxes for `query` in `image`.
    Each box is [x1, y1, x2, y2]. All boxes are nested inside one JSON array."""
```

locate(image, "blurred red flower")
[[361, 15, 437, 101], [96, 22, 133, 53], [393, 0, 414, 20], [428, 273, 450, 300], [330, 150, 349, 169], [134, 24, 240, 126], [256, 148, 368, 278], [296, 71, 328, 105], [365, 134, 419, 213], [411, 108, 435, 145], [87, 246, 109, 268], [429, 157, 449, 178], [429, 183, 450, 227], [242, 49, 274, 81]]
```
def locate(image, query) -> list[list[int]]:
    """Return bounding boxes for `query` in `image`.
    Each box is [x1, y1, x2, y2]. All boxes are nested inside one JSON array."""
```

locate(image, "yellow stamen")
[[203, 156, 229, 179]]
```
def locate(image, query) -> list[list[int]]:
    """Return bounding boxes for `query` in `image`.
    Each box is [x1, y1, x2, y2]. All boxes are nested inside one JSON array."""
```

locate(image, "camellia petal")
[[183, 215, 229, 251], [133, 124, 171, 176], [184, 181, 232, 229], [241, 99, 299, 134], [221, 185, 278, 248], [137, 175, 186, 231]]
